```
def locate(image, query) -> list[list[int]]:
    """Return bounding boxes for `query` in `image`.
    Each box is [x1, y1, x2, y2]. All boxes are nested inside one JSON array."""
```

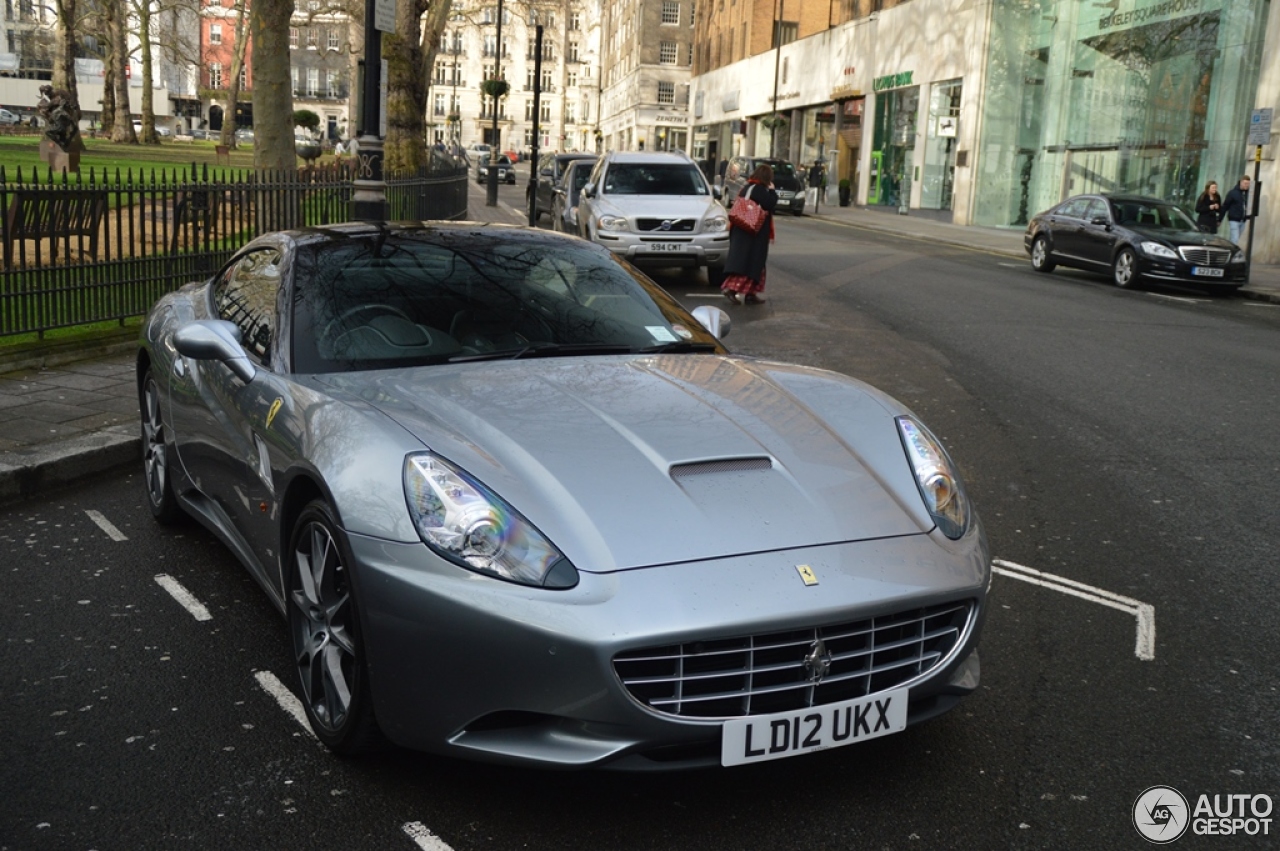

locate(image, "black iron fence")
[[0, 159, 469, 338]]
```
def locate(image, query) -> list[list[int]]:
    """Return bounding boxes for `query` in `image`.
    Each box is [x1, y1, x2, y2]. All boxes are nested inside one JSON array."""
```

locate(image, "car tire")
[[288, 499, 383, 754], [1113, 247, 1141, 289], [1030, 235, 1056, 273], [140, 369, 185, 524]]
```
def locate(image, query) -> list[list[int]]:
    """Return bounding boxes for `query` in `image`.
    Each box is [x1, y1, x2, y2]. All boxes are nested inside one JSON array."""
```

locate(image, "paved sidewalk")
[[2, 189, 1277, 502]]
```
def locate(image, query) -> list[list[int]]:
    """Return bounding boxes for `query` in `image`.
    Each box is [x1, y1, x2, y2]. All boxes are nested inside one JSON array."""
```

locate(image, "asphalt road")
[[5, 213, 1279, 850]]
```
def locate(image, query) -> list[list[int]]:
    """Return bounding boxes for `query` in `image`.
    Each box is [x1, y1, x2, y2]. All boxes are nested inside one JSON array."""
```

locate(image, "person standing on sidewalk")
[[721, 164, 778, 305], [1221, 175, 1251, 244], [1195, 181, 1222, 234]]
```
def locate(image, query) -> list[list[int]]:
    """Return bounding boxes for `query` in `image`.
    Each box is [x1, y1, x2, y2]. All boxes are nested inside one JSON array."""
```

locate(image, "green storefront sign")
[[873, 71, 914, 92]]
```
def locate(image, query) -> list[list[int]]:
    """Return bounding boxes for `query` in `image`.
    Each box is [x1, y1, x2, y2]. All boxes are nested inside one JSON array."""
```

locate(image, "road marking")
[[85, 509, 127, 541], [153, 574, 212, 622], [403, 822, 455, 851], [998, 262, 1023, 268], [993, 559, 1155, 661], [253, 670, 315, 738], [1244, 301, 1279, 307], [1145, 292, 1204, 304], [683, 292, 725, 298]]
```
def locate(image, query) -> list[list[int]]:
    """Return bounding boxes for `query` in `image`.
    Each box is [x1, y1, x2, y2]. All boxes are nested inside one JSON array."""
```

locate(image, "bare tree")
[[250, 0, 295, 169], [51, 0, 83, 142], [219, 0, 251, 149], [105, 0, 137, 143]]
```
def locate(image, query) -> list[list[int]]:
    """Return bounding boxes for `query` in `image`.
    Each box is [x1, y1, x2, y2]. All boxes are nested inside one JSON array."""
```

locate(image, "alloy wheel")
[[290, 518, 357, 734], [142, 378, 168, 508], [1114, 249, 1138, 288]]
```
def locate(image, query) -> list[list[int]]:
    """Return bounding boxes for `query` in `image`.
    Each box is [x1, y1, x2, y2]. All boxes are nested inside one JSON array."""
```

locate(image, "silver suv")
[[578, 151, 728, 282]]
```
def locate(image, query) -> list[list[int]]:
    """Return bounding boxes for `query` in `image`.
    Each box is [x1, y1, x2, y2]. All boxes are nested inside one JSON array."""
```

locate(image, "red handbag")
[[728, 185, 766, 234]]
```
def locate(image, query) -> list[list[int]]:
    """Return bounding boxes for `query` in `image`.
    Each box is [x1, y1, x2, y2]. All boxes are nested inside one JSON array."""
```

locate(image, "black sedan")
[[476, 154, 517, 185], [1024, 193, 1247, 292]]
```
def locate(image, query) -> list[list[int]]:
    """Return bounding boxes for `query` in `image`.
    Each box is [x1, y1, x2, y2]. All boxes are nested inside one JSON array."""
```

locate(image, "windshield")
[[602, 163, 709, 196], [1113, 200, 1198, 231], [292, 230, 726, 373]]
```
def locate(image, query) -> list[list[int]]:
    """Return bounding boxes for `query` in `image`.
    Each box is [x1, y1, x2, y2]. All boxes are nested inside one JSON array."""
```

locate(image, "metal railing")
[[0, 158, 469, 338]]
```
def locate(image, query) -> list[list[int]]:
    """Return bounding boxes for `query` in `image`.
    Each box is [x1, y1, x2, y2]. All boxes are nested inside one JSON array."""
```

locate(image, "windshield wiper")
[[635, 341, 719, 354], [449, 342, 634, 363]]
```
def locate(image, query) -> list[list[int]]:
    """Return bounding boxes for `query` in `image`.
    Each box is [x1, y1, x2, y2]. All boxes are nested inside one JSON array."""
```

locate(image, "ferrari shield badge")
[[795, 564, 819, 586]]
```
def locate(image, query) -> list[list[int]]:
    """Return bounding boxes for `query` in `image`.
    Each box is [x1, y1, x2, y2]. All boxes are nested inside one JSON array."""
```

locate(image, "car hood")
[[1129, 227, 1238, 251], [316, 356, 931, 571], [596, 195, 719, 221]]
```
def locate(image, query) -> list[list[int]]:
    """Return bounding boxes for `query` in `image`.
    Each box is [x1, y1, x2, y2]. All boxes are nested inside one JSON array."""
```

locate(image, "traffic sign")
[[1248, 108, 1272, 145]]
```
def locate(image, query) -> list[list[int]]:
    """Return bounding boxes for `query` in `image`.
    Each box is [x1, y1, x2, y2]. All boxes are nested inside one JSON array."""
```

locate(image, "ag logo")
[[1133, 785, 1189, 843]]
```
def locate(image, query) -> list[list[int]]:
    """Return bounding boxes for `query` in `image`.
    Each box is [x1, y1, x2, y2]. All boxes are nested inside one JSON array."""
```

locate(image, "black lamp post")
[[352, 0, 387, 220], [485, 0, 504, 207]]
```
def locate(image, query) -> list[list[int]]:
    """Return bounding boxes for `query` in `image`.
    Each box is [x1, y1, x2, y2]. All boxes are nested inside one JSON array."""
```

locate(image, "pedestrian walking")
[[721, 164, 778, 305], [1194, 181, 1223, 233], [1221, 175, 1251, 244]]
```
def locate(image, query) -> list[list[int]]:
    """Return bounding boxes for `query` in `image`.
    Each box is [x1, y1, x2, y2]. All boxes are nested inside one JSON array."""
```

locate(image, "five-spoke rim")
[[1115, 251, 1135, 286], [1032, 238, 1047, 267], [290, 520, 356, 732], [142, 379, 167, 507]]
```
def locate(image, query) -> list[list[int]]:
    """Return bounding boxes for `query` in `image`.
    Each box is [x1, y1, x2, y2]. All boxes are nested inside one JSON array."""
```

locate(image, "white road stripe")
[[998, 262, 1023, 268], [992, 559, 1155, 661], [403, 822, 455, 851], [153, 574, 212, 622], [682, 292, 726, 298], [1244, 301, 1279, 307], [1145, 292, 1203, 304], [253, 670, 316, 738], [85, 509, 127, 541]]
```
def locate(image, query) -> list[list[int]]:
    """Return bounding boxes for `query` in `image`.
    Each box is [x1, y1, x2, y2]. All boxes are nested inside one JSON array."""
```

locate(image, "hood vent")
[[669, 457, 772, 480]]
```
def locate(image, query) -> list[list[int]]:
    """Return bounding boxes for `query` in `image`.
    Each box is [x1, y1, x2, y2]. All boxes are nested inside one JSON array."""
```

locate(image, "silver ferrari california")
[[137, 222, 989, 769]]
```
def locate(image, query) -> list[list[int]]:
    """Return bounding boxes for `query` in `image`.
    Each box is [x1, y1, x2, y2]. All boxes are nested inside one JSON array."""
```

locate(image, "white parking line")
[[683, 292, 726, 298], [1244, 301, 1279, 307], [998, 262, 1023, 268], [153, 574, 212, 621], [1145, 292, 1204, 304], [993, 559, 1155, 661], [253, 670, 315, 738], [403, 822, 455, 851], [85, 509, 127, 541]]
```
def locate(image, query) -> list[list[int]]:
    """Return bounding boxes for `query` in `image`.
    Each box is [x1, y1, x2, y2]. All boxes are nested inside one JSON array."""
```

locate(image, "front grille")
[[614, 600, 973, 719], [1178, 246, 1233, 266], [636, 218, 696, 232]]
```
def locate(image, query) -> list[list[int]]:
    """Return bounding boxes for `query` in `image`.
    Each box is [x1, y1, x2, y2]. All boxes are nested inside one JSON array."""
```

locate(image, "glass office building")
[[973, 0, 1269, 227]]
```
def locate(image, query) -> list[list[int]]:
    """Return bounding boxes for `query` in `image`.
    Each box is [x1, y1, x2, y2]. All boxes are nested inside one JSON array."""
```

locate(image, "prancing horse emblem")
[[803, 637, 832, 685]]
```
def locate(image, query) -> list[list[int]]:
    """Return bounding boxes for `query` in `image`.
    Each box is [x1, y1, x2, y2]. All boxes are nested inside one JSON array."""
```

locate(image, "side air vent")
[[669, 457, 772, 479]]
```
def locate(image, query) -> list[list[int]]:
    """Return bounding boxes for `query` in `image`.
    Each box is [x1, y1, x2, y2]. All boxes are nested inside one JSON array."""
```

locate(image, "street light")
[[352, 0, 387, 220], [485, 0, 504, 207]]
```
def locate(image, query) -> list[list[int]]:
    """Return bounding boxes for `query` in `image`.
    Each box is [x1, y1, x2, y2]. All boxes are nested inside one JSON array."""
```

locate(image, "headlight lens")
[[404, 453, 576, 588], [702, 212, 728, 232], [1140, 241, 1177, 259], [896, 416, 970, 540], [598, 215, 629, 231], [1232, 249, 1246, 263]]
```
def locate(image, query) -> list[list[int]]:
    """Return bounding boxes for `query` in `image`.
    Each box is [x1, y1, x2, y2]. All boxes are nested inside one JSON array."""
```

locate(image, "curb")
[[0, 331, 138, 374], [0, 424, 139, 504]]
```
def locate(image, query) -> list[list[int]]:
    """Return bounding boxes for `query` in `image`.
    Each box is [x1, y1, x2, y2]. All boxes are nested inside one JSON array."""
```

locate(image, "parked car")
[[1024, 193, 1247, 292], [234, 127, 255, 144], [0, 107, 21, 125], [723, 156, 807, 215], [476, 153, 516, 184], [529, 152, 598, 221], [132, 121, 172, 137], [551, 159, 594, 234], [577, 150, 729, 283], [137, 221, 988, 770], [189, 128, 210, 140]]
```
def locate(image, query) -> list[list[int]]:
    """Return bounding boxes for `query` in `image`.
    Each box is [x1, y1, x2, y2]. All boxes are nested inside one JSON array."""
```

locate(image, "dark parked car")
[[1024, 193, 1247, 292], [530, 152, 598, 221], [137, 221, 989, 770], [551, 159, 594, 233], [476, 154, 516, 185], [722, 156, 806, 215]]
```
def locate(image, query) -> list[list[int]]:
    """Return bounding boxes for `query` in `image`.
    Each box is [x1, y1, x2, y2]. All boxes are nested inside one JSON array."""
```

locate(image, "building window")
[[540, 101, 551, 122], [773, 21, 798, 48], [658, 81, 675, 104], [303, 68, 316, 96], [541, 69, 553, 90], [210, 23, 222, 44], [569, 12, 581, 30], [306, 28, 317, 49], [483, 34, 496, 57], [568, 41, 579, 62], [564, 101, 575, 123], [292, 67, 300, 95], [567, 70, 577, 88], [525, 99, 534, 120], [239, 64, 248, 88], [327, 70, 339, 97], [289, 27, 298, 49], [328, 28, 339, 50], [660, 41, 678, 64], [662, 0, 680, 24], [209, 62, 222, 89], [434, 93, 446, 116]]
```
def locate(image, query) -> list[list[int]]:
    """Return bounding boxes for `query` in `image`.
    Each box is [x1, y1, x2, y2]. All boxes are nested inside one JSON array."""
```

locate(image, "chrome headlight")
[[702, 212, 728, 232], [896, 416, 971, 540], [1232, 249, 1246, 263], [598, 214, 629, 231], [404, 453, 577, 588], [1140, 241, 1177, 259]]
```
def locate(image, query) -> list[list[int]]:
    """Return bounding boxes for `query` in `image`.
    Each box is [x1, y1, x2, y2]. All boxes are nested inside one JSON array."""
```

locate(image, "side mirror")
[[1090, 216, 1110, 227], [583, 184, 595, 198], [690, 305, 731, 340], [712, 186, 722, 200], [540, 168, 554, 176], [173, 319, 257, 384]]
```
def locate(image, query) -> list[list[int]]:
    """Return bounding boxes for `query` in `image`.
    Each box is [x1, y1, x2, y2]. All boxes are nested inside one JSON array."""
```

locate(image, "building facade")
[[599, 0, 695, 155]]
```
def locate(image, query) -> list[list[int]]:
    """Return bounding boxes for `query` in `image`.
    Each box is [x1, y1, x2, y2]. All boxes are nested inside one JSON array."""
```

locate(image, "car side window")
[[1057, 198, 1089, 219], [1083, 199, 1110, 223], [213, 247, 283, 365]]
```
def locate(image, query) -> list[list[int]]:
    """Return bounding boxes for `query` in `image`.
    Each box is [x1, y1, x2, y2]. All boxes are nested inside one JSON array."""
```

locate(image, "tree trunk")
[[138, 2, 158, 143], [52, 0, 81, 123], [383, 0, 431, 173], [250, 0, 295, 170], [219, 0, 249, 149], [107, 0, 136, 143], [101, 60, 116, 134]]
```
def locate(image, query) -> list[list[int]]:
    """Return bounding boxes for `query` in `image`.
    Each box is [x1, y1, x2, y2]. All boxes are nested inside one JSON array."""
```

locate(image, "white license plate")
[[647, 242, 688, 252], [721, 687, 908, 766], [1191, 266, 1224, 277]]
